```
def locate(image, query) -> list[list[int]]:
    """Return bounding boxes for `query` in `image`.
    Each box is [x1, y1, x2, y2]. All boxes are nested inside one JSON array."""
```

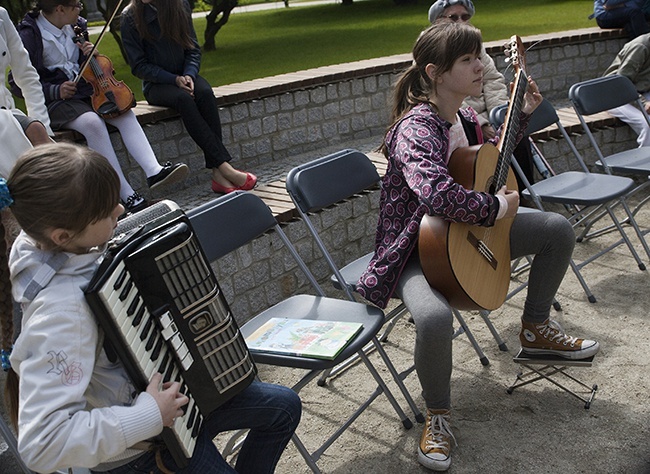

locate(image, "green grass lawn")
[[64, 0, 597, 101]]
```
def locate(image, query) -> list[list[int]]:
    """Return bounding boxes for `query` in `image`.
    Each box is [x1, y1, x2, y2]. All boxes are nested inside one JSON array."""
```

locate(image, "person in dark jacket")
[[590, 0, 650, 39], [13, 0, 189, 213], [120, 0, 256, 194]]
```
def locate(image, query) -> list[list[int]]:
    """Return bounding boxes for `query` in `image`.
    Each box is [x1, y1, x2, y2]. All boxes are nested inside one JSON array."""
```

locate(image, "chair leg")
[[291, 433, 322, 473], [452, 309, 489, 366], [479, 310, 509, 352], [370, 337, 425, 422], [568, 258, 597, 303]]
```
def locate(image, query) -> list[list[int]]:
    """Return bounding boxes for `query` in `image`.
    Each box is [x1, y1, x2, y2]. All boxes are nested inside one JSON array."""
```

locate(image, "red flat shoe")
[[237, 172, 257, 191], [211, 179, 237, 194]]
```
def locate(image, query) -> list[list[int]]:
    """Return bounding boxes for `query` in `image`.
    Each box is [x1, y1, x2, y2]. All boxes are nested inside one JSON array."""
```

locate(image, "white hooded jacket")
[[9, 231, 162, 472]]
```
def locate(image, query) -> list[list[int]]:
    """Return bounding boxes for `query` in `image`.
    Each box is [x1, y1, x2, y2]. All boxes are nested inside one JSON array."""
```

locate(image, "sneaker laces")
[[423, 411, 457, 453], [536, 319, 579, 347]]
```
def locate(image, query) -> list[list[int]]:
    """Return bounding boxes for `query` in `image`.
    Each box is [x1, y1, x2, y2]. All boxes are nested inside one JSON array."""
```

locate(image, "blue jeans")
[[95, 381, 301, 474]]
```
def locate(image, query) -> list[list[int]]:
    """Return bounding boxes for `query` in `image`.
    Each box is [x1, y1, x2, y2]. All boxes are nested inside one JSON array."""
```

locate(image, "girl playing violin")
[[13, 1, 189, 213]]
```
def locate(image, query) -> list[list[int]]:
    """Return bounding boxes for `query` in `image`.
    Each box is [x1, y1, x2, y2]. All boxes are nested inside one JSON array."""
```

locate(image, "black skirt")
[[47, 97, 95, 131]]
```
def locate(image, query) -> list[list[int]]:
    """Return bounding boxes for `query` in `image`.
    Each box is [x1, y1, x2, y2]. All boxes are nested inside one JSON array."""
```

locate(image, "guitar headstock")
[[504, 35, 526, 73]]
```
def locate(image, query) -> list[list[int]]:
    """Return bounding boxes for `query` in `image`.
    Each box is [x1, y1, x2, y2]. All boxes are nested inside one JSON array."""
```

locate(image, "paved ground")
[[252, 197, 650, 474]]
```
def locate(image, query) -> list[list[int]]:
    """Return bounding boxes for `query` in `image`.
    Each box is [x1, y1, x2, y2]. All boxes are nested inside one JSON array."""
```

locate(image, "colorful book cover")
[[245, 318, 364, 360]]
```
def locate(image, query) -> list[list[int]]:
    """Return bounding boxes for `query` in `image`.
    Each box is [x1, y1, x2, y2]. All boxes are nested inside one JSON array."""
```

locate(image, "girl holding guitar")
[[356, 23, 600, 472], [13, 1, 188, 213]]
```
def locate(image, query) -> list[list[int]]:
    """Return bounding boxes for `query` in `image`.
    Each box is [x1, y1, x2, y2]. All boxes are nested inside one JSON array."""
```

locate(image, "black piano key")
[[180, 384, 189, 415], [145, 330, 158, 352], [186, 404, 197, 430], [151, 335, 164, 361], [191, 415, 202, 438], [140, 316, 153, 342], [119, 278, 134, 301], [164, 358, 175, 382], [133, 302, 145, 327], [158, 350, 170, 374], [113, 267, 127, 291], [126, 295, 140, 317]]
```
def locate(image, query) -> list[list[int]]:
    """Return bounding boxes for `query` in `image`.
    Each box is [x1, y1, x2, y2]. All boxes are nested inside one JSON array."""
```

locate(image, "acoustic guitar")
[[418, 36, 529, 311]]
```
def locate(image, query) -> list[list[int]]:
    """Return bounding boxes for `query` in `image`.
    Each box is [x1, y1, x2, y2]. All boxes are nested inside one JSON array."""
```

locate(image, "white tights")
[[65, 110, 162, 201]]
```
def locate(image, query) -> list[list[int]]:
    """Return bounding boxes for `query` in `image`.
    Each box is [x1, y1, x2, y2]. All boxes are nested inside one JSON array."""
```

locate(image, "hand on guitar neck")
[[518, 75, 543, 116]]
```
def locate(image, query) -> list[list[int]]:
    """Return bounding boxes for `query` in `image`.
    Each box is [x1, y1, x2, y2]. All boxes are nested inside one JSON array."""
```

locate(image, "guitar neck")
[[493, 66, 528, 190]]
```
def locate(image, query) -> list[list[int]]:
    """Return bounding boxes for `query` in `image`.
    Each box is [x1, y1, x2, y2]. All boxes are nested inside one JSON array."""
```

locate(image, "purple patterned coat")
[[357, 102, 513, 309]]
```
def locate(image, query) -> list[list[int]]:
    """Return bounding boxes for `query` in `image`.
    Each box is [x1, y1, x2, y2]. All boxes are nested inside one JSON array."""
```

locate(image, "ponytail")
[[380, 22, 482, 157]]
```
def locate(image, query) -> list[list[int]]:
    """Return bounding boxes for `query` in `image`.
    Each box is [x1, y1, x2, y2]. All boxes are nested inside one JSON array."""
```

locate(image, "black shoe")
[[147, 162, 189, 190], [122, 192, 148, 216]]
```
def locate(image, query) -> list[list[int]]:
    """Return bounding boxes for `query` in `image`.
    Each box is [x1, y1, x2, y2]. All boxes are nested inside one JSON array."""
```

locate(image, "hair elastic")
[[0, 178, 14, 210], [1, 347, 11, 371]]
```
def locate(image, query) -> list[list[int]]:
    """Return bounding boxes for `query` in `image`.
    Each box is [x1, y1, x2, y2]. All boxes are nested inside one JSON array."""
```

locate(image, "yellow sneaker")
[[520, 318, 600, 360], [418, 408, 455, 471]]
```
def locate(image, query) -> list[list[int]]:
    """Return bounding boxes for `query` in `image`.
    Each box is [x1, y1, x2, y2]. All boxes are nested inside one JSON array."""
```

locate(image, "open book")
[[245, 318, 364, 360]]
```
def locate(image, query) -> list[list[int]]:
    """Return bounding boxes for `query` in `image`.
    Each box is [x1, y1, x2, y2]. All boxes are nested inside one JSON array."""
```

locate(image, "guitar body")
[[418, 144, 518, 311]]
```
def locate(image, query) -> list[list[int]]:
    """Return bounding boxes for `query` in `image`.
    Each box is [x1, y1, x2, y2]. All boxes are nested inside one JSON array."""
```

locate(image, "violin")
[[73, 25, 135, 119]]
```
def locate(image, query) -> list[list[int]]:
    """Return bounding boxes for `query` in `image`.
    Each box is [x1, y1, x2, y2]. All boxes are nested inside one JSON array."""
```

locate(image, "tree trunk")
[[203, 0, 238, 51]]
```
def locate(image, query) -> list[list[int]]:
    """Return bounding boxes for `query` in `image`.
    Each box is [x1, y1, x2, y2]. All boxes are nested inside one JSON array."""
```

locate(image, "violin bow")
[[73, 0, 125, 85]]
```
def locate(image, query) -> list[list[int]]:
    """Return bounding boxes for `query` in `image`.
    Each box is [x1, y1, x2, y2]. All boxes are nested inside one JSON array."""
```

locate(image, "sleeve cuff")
[[112, 392, 163, 448], [496, 194, 508, 220]]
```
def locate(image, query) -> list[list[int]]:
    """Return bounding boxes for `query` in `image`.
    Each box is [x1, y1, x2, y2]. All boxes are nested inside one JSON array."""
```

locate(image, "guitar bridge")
[[467, 231, 498, 270]]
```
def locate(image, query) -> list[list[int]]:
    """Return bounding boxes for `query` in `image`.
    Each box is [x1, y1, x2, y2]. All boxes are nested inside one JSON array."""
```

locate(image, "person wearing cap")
[[428, 0, 537, 189]]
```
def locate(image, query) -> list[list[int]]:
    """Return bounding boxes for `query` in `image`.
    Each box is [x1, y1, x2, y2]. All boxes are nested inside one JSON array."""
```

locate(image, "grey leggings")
[[395, 210, 575, 409]]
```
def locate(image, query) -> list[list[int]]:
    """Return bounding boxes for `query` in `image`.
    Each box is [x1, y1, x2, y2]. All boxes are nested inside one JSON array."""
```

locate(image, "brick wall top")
[[54, 27, 626, 142]]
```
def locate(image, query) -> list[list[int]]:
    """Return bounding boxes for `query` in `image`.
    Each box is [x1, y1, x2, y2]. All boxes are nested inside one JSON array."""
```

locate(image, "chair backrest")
[[286, 149, 380, 300], [489, 98, 560, 136], [286, 148, 380, 213], [187, 191, 278, 262], [569, 74, 641, 116], [490, 98, 590, 177], [187, 191, 323, 293]]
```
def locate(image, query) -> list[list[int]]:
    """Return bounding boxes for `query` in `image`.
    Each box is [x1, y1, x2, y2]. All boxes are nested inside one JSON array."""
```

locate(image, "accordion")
[[84, 201, 256, 467]]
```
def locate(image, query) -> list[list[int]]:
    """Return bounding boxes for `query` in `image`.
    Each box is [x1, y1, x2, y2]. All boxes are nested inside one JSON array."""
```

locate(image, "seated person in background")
[[13, 1, 189, 214], [603, 32, 650, 146], [120, 0, 257, 195], [428, 0, 537, 189], [590, 0, 650, 40], [1, 5, 52, 155]]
